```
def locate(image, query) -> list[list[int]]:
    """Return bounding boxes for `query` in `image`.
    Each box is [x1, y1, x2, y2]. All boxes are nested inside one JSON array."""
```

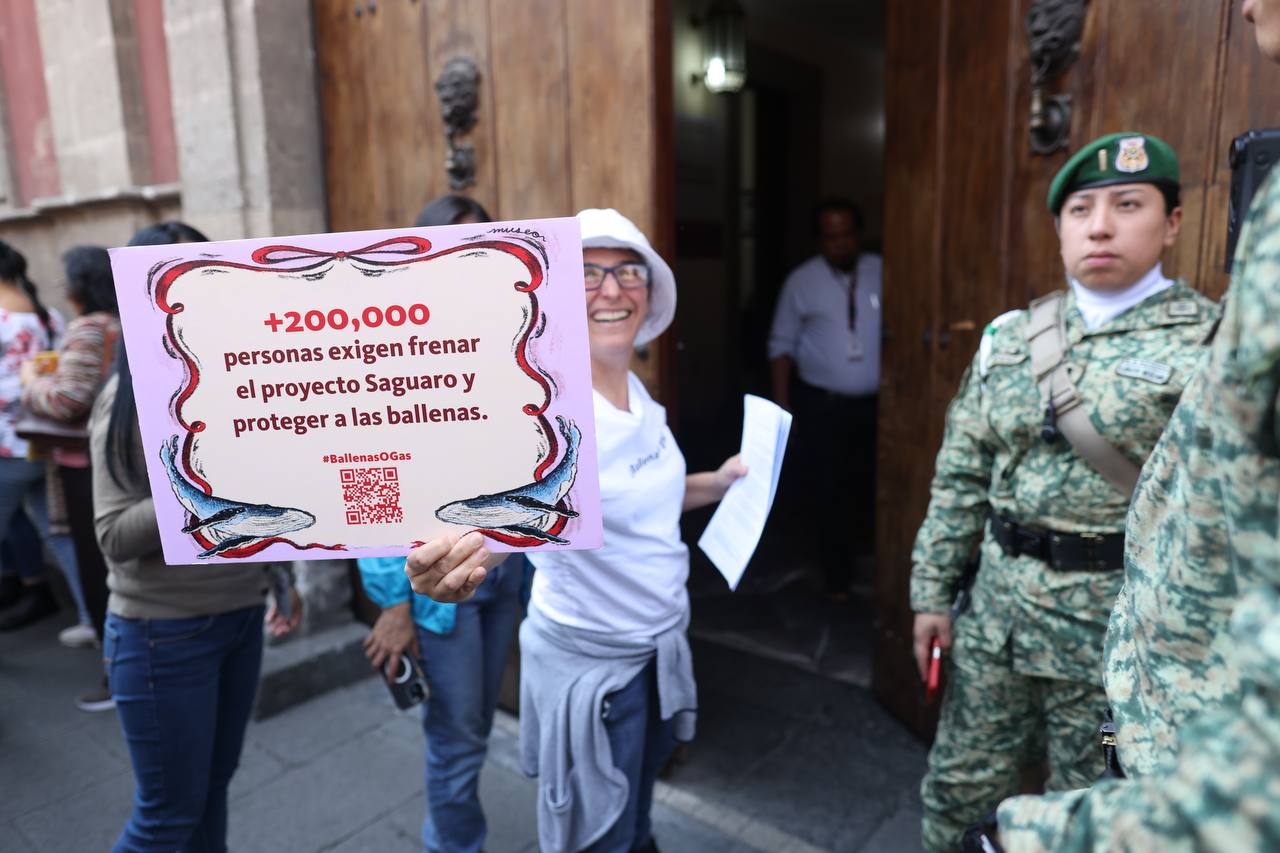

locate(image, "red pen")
[[925, 638, 943, 703]]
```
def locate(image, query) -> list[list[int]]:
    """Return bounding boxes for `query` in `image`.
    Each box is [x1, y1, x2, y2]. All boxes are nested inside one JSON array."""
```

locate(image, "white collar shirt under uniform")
[[528, 372, 689, 639], [1068, 263, 1175, 331], [767, 253, 883, 397]]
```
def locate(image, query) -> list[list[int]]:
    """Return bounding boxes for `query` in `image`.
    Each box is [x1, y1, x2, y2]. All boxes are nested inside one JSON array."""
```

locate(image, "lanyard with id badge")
[[831, 263, 863, 361]]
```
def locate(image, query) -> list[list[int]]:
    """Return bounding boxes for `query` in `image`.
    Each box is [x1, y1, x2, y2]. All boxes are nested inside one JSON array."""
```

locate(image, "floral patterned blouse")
[[0, 307, 62, 458]]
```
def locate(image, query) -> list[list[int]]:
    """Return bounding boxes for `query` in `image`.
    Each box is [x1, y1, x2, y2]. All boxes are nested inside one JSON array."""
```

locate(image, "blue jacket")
[[356, 556, 456, 634], [356, 555, 533, 635]]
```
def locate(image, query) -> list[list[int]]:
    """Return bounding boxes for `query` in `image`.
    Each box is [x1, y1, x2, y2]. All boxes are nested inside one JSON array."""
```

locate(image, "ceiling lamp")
[[701, 1, 746, 93]]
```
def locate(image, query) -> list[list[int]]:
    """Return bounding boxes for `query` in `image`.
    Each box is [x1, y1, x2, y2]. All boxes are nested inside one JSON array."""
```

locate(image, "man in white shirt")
[[768, 199, 882, 597]]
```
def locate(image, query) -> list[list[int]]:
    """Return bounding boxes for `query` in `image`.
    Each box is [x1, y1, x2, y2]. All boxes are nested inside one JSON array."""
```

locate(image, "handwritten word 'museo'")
[[263, 304, 430, 334]]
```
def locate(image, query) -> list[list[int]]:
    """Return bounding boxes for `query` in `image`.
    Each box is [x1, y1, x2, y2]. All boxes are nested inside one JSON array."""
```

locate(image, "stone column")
[[0, 89, 14, 209], [290, 559, 356, 636], [163, 0, 326, 240], [164, 0, 343, 640], [32, 0, 150, 195]]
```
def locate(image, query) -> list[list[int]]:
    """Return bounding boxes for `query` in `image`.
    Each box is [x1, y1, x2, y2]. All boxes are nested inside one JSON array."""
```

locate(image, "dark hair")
[[63, 246, 118, 315], [414, 195, 492, 227], [104, 337, 142, 489], [0, 239, 54, 345], [1158, 183, 1181, 216], [107, 222, 210, 486], [813, 197, 864, 234], [127, 220, 210, 247]]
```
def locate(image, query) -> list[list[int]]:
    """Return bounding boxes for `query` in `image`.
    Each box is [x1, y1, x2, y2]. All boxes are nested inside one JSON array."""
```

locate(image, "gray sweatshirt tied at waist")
[[518, 604, 697, 853]]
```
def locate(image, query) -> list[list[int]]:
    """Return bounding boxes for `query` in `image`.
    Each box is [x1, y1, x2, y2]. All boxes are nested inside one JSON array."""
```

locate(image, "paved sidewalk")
[[1, 616, 925, 852]]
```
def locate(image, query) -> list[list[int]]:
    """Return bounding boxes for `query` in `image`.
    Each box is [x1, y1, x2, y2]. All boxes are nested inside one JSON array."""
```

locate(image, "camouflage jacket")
[[997, 170, 1280, 852], [911, 282, 1215, 682]]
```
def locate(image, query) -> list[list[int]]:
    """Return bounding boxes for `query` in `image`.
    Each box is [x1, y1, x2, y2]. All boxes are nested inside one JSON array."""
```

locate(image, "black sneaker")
[[0, 583, 58, 631]]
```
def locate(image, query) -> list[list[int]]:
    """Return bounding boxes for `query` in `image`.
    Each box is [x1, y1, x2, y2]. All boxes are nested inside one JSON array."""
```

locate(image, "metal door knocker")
[[1026, 0, 1089, 154], [435, 57, 480, 189]]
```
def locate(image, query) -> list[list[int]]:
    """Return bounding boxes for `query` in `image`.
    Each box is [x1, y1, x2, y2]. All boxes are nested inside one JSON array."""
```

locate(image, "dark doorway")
[[671, 0, 886, 686]]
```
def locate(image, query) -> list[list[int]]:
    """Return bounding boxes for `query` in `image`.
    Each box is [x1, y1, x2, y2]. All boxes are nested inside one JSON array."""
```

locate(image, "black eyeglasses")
[[584, 262, 650, 291]]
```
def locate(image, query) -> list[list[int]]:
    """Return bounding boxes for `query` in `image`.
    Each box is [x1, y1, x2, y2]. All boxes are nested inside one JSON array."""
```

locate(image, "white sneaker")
[[58, 623, 98, 648], [76, 682, 115, 712]]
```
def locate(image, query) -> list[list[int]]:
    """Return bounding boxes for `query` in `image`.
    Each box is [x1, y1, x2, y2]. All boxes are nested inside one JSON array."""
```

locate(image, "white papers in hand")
[[697, 394, 792, 590]]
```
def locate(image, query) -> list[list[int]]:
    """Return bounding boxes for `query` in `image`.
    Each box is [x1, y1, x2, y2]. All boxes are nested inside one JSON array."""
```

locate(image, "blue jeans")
[[46, 530, 88, 623], [1, 507, 44, 581], [3, 510, 90, 624], [418, 558, 524, 853], [104, 605, 265, 853], [0, 458, 87, 622], [582, 659, 678, 853], [0, 458, 54, 580]]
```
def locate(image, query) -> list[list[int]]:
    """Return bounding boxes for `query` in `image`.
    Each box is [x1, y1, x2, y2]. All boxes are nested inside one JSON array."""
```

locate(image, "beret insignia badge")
[[1116, 137, 1150, 174]]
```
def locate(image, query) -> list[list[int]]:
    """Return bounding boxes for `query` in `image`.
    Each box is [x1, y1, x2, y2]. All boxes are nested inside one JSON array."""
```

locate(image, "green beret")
[[1047, 132, 1180, 213]]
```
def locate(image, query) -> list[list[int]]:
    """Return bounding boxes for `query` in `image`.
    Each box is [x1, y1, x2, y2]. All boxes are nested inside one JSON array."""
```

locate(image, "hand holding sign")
[[404, 532, 493, 603]]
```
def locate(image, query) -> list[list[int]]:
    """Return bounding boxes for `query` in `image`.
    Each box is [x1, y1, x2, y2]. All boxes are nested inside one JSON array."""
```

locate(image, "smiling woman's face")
[[583, 247, 649, 360], [1057, 183, 1181, 292]]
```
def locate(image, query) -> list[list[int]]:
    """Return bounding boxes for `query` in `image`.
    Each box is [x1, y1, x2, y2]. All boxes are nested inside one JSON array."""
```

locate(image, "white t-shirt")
[[528, 372, 689, 639]]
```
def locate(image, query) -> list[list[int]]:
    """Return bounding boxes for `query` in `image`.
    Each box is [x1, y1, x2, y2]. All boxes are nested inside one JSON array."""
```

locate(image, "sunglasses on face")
[[583, 262, 650, 291]]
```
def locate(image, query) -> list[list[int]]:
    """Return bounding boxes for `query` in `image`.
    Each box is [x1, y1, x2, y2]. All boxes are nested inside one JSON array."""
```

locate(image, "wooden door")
[[312, 0, 675, 397], [877, 0, 1280, 736]]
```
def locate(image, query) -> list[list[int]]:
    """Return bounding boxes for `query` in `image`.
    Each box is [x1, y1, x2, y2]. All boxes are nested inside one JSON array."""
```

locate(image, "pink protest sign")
[[109, 218, 601, 565]]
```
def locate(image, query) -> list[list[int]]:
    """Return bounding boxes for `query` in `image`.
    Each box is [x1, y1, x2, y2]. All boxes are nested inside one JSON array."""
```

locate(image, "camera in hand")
[[385, 653, 429, 710]]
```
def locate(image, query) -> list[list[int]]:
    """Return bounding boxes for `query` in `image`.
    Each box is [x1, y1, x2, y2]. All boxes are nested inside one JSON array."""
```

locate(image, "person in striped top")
[[18, 247, 119, 710], [0, 239, 77, 636]]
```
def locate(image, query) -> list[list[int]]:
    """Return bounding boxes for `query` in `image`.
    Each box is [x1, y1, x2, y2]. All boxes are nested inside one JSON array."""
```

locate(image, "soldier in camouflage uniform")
[[910, 132, 1216, 852], [993, 2, 1280, 849]]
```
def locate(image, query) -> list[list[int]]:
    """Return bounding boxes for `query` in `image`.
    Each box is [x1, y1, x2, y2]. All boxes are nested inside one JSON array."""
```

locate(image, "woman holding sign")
[[90, 223, 304, 852], [406, 208, 745, 853]]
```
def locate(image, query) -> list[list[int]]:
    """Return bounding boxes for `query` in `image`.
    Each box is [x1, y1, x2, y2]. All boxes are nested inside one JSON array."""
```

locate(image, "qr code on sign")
[[341, 467, 405, 525]]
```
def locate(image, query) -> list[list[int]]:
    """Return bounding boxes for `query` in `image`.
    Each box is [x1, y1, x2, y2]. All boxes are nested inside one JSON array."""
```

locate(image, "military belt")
[[990, 510, 1124, 572]]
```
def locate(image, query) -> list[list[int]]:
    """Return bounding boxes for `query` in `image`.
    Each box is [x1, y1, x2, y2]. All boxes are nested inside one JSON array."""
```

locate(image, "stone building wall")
[[0, 1, 353, 635], [0, 0, 328, 316]]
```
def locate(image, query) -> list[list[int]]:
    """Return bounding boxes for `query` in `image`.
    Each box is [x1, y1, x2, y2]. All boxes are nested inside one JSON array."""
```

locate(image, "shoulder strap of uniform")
[[1024, 291, 1141, 496]]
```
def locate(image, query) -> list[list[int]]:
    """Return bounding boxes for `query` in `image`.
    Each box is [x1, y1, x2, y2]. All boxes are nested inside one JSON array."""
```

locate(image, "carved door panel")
[[878, 0, 1280, 737], [312, 0, 674, 397]]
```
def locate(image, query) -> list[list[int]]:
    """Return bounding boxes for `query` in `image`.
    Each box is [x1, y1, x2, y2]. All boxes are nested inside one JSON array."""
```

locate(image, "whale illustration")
[[435, 416, 581, 544], [160, 435, 317, 557]]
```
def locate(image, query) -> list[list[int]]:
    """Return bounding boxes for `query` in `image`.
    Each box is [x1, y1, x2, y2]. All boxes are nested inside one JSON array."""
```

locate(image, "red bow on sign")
[[250, 236, 434, 269]]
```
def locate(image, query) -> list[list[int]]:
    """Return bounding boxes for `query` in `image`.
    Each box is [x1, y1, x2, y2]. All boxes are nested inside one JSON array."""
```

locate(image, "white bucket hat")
[[575, 208, 676, 347]]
